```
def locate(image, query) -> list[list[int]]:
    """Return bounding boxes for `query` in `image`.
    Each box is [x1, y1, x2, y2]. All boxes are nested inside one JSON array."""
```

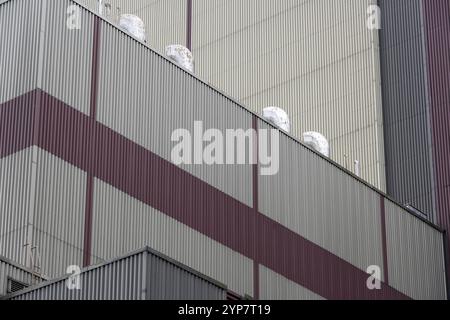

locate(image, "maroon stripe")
[[380, 196, 389, 284], [423, 0, 450, 287], [89, 17, 101, 120], [83, 16, 101, 267], [1, 90, 410, 300], [186, 0, 192, 51]]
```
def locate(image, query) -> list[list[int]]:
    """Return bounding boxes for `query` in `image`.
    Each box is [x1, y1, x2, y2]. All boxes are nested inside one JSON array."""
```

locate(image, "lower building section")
[[3, 247, 227, 300]]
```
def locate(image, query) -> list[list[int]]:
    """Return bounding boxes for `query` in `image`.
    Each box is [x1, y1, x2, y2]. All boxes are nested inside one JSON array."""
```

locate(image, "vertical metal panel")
[[31, 149, 86, 278], [95, 18, 253, 207], [0, 0, 40, 103], [91, 179, 254, 297], [379, 0, 436, 220], [259, 265, 324, 300], [385, 199, 447, 300], [192, 0, 386, 191], [36, 0, 94, 115], [0, 148, 33, 266], [423, 0, 450, 276], [0, 256, 44, 296], [7, 248, 226, 300], [75, 0, 186, 54], [258, 119, 385, 275]]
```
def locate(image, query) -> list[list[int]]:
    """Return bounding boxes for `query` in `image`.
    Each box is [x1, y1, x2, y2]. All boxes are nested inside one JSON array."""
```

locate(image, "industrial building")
[[0, 0, 449, 300]]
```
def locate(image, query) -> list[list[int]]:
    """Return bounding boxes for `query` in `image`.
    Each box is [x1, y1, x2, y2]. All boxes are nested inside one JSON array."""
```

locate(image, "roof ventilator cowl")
[[262, 107, 290, 133], [165, 45, 195, 73], [119, 14, 147, 43], [303, 132, 330, 158]]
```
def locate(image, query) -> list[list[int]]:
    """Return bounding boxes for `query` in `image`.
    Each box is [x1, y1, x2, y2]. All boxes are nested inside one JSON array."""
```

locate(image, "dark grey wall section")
[[4, 247, 227, 300], [379, 0, 436, 219]]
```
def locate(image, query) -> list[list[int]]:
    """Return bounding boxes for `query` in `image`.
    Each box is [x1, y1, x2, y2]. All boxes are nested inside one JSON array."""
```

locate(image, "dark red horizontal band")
[[0, 90, 409, 299]]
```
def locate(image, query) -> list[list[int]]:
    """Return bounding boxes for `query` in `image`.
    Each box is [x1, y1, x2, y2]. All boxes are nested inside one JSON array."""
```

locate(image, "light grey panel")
[[0, 147, 33, 267], [0, 0, 41, 103], [31, 149, 86, 278], [75, 0, 186, 54], [192, 0, 386, 190], [39, 0, 94, 115], [385, 199, 447, 300]]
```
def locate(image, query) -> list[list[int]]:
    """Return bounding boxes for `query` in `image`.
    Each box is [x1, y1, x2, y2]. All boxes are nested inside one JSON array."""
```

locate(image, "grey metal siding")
[[385, 199, 447, 299], [379, 0, 436, 220], [0, 0, 448, 300], [38, 0, 94, 115], [91, 179, 254, 297], [0, 148, 33, 267], [0, 256, 44, 297], [0, 0, 41, 103], [96, 18, 254, 207], [258, 119, 385, 276], [75, 0, 187, 54], [7, 248, 226, 300], [31, 149, 86, 278], [192, 0, 386, 191]]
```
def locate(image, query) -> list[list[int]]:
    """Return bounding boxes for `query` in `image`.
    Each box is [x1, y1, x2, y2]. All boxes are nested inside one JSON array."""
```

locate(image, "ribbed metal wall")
[[0, 0, 448, 300], [259, 265, 324, 300], [385, 199, 447, 300], [0, 0, 40, 103], [92, 179, 254, 297], [423, 0, 450, 273], [379, 0, 436, 220], [7, 248, 226, 300], [38, 0, 94, 115], [96, 18, 253, 207], [258, 119, 385, 275], [0, 256, 44, 297], [31, 149, 86, 278], [0, 148, 33, 267], [75, 0, 187, 54], [192, 0, 386, 191]]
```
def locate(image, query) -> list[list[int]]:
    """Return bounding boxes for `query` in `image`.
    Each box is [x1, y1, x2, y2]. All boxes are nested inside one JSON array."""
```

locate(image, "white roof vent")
[[303, 132, 330, 157], [119, 14, 147, 43], [166, 45, 195, 73], [262, 107, 290, 133]]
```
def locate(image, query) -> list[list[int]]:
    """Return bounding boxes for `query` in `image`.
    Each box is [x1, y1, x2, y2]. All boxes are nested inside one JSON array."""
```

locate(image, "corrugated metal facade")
[[0, 0, 448, 300], [423, 0, 450, 282], [75, 0, 187, 53], [191, 0, 386, 191], [385, 199, 447, 300], [92, 179, 254, 296], [0, 256, 44, 297], [75, 0, 386, 191], [6, 248, 226, 300], [258, 119, 384, 276], [379, 0, 436, 220]]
